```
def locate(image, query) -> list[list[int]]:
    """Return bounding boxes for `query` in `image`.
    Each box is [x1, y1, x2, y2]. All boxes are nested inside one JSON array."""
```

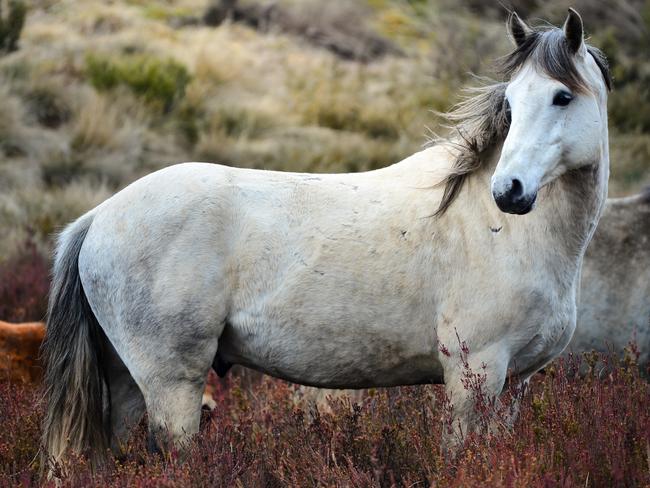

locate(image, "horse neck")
[[439, 141, 609, 285], [555, 120, 610, 263], [543, 161, 608, 266]]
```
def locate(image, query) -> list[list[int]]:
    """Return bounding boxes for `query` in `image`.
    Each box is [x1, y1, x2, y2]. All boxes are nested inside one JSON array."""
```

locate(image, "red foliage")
[[0, 239, 50, 323], [0, 353, 648, 487]]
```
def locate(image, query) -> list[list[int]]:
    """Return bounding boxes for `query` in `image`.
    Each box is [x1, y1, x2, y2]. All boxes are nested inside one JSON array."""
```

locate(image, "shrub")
[[0, 382, 42, 474], [0, 84, 28, 158], [196, 125, 414, 173], [85, 53, 191, 112], [205, 104, 277, 140], [609, 132, 650, 195], [142, 4, 194, 22], [38, 89, 149, 188], [40, 155, 84, 187], [609, 82, 650, 133], [289, 61, 413, 140], [0, 351, 648, 486], [0, 0, 26, 54], [174, 101, 203, 147], [0, 237, 49, 322]]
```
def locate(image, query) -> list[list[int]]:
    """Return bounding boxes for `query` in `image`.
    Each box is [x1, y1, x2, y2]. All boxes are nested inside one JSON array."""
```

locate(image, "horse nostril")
[[510, 178, 524, 199], [493, 176, 536, 215]]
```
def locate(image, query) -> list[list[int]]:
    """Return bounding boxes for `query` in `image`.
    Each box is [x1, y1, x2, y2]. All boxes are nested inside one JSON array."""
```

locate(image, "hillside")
[[0, 0, 648, 317], [1, 0, 649, 269]]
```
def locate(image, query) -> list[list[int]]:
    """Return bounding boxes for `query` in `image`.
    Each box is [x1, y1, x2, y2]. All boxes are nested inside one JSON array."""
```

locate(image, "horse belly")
[[218, 316, 443, 389]]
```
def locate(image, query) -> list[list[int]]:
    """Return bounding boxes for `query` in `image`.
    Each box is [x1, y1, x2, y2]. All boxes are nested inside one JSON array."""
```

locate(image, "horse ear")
[[563, 8, 585, 54], [508, 11, 531, 48]]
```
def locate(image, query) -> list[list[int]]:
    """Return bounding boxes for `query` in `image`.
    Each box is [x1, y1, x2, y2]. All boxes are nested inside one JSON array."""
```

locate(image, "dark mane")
[[432, 25, 612, 217], [641, 186, 650, 205], [502, 28, 611, 93]]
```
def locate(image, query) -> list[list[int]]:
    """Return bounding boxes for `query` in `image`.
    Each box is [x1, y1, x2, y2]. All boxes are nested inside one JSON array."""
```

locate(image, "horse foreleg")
[[499, 374, 531, 429], [441, 349, 509, 453]]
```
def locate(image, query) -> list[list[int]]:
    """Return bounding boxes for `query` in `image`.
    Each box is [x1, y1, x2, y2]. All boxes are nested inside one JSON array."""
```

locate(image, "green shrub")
[[609, 82, 650, 133], [0, 0, 26, 54], [209, 105, 275, 138], [609, 132, 650, 194], [175, 102, 203, 147], [85, 53, 191, 112], [143, 4, 194, 21]]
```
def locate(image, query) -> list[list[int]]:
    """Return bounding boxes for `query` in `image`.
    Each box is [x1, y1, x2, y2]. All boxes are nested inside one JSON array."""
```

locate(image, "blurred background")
[[0, 0, 649, 322]]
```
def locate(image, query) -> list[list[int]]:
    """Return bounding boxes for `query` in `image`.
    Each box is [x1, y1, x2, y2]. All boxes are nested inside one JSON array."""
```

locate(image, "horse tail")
[[41, 212, 110, 470]]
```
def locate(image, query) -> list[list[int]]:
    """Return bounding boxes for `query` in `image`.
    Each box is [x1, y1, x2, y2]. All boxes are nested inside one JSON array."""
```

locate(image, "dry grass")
[[0, 0, 648, 263]]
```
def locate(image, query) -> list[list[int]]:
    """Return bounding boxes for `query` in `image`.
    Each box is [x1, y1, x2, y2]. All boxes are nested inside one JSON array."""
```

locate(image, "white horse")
[[569, 188, 650, 372], [42, 9, 611, 467]]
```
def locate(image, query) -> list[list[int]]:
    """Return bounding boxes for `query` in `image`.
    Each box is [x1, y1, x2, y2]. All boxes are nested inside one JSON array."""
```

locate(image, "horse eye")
[[552, 90, 573, 106]]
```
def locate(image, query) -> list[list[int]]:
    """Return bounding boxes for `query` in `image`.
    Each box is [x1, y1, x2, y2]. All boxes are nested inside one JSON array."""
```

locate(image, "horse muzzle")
[[492, 177, 538, 215]]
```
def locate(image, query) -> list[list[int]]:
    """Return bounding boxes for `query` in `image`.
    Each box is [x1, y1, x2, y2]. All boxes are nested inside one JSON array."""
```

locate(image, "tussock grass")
[[0, 84, 29, 157], [0, 0, 648, 270], [0, 3, 648, 484]]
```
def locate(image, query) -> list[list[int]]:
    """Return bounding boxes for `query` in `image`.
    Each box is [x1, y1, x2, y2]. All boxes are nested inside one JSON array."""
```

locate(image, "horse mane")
[[431, 24, 612, 217], [640, 186, 650, 205]]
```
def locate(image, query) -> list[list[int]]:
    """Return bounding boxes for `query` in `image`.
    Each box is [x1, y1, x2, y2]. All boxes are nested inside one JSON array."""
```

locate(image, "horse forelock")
[[432, 25, 611, 217], [500, 28, 611, 94]]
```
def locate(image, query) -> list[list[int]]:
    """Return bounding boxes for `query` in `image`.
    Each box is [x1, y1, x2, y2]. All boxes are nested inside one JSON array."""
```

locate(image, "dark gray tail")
[[41, 212, 110, 470]]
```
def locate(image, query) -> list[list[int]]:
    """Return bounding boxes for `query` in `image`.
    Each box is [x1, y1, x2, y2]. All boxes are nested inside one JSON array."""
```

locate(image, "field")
[[1, 0, 649, 486]]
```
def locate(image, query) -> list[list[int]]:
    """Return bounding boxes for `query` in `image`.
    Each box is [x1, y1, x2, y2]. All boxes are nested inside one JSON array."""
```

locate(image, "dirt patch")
[[204, 0, 402, 62]]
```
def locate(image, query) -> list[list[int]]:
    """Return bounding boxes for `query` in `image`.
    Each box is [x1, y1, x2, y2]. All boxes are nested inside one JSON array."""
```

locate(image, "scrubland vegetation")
[[0, 0, 649, 485], [1, 353, 649, 486]]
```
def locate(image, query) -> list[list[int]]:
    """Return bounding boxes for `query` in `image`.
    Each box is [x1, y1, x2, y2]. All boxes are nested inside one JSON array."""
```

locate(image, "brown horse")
[[0, 320, 45, 383]]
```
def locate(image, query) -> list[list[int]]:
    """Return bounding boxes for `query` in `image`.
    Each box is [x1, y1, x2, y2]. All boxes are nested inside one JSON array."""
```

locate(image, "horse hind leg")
[[107, 338, 216, 458], [120, 329, 220, 457], [142, 376, 208, 457], [104, 340, 146, 455]]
